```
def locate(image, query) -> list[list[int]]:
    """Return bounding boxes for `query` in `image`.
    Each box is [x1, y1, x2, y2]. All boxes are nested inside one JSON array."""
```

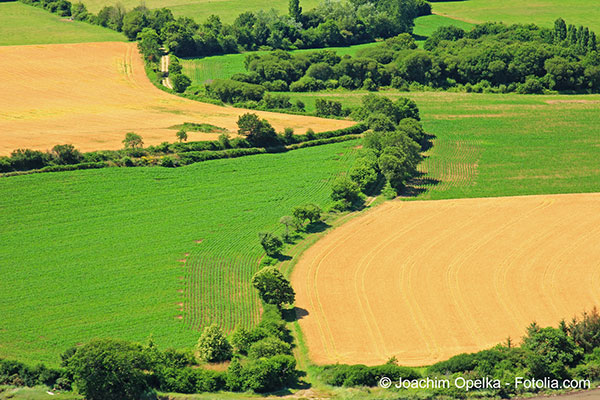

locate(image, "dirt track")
[[292, 193, 600, 366], [0, 42, 353, 155]]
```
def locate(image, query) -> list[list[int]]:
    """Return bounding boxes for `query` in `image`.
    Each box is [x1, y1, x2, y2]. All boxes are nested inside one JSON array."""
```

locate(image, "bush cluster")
[[1, 122, 367, 176], [222, 20, 600, 94], [330, 94, 425, 210], [19, 0, 424, 58]]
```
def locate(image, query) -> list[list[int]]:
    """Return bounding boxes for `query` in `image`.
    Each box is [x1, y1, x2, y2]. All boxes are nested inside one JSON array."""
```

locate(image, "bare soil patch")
[[292, 193, 600, 366], [0, 42, 353, 155]]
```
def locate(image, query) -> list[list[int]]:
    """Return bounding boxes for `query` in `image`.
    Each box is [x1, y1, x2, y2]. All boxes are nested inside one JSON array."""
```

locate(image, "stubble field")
[[0, 41, 352, 156], [292, 193, 600, 366]]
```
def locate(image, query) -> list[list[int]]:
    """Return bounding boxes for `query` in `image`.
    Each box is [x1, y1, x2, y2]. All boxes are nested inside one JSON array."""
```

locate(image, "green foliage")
[[172, 73, 192, 93], [320, 363, 421, 387], [196, 324, 232, 362], [67, 339, 150, 400], [176, 129, 188, 142], [523, 325, 583, 379], [122, 132, 144, 149], [258, 232, 284, 256], [240, 354, 297, 392], [236, 113, 279, 147], [137, 27, 161, 61], [315, 98, 344, 117], [251, 267, 295, 307], [568, 307, 600, 353], [51, 144, 83, 165], [206, 79, 265, 103], [291, 203, 322, 229], [331, 176, 364, 210], [248, 337, 292, 359]]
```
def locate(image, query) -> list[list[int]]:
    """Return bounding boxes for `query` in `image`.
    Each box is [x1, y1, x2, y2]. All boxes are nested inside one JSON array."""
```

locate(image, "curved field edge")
[[0, 2, 125, 46], [291, 193, 600, 366], [285, 90, 600, 201], [0, 41, 353, 156], [0, 139, 359, 366]]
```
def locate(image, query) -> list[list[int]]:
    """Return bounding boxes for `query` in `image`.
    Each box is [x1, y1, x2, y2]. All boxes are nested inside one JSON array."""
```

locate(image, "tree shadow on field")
[[282, 307, 309, 323], [399, 171, 441, 198], [304, 221, 331, 234], [274, 253, 292, 262]]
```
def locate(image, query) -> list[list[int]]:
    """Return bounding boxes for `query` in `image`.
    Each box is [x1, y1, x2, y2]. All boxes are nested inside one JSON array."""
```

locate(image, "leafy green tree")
[[292, 204, 322, 229], [331, 176, 363, 210], [237, 113, 278, 147], [241, 354, 297, 392], [137, 28, 161, 61], [251, 267, 295, 307], [176, 129, 188, 142], [554, 18, 567, 43], [122, 10, 149, 40], [248, 337, 292, 359], [288, 0, 302, 22], [51, 144, 83, 165], [258, 232, 283, 256], [70, 2, 88, 21], [196, 324, 232, 362], [279, 216, 294, 241], [67, 339, 150, 400], [122, 132, 144, 149], [523, 325, 583, 379], [172, 74, 192, 93]]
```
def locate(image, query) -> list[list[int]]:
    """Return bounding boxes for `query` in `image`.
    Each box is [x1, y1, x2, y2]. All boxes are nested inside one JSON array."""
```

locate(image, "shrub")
[[251, 267, 295, 307], [241, 355, 297, 393], [315, 98, 343, 117], [206, 79, 265, 103], [172, 73, 192, 93], [258, 232, 284, 256], [331, 176, 364, 210], [292, 203, 322, 228], [196, 324, 232, 363], [51, 144, 83, 165], [9, 149, 52, 171], [67, 339, 150, 400], [248, 337, 292, 359]]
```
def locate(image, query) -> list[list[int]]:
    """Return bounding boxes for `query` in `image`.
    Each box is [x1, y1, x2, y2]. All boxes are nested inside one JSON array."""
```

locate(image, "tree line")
[[19, 0, 428, 58], [213, 19, 600, 95]]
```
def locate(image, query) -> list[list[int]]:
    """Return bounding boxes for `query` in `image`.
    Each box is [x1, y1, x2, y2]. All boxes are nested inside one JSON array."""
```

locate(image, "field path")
[[0, 42, 353, 155], [160, 54, 173, 90], [292, 193, 600, 366]]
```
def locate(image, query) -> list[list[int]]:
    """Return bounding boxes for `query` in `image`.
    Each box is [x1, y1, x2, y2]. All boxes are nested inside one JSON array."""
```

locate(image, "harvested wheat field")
[[292, 193, 600, 366], [0, 42, 353, 155]]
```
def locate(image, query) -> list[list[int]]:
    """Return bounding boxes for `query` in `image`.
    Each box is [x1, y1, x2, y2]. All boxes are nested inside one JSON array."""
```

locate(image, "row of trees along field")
[[3, 304, 599, 398], [0, 117, 366, 174], [18, 0, 430, 58], [206, 19, 600, 95]]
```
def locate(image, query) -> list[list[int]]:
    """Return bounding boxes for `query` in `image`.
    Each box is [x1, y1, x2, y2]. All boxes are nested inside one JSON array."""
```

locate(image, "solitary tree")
[[237, 113, 278, 147], [279, 216, 294, 241], [292, 204, 322, 229], [197, 324, 232, 362], [252, 267, 295, 307], [259, 232, 283, 256], [172, 73, 191, 93], [176, 129, 188, 142], [122, 132, 144, 149]]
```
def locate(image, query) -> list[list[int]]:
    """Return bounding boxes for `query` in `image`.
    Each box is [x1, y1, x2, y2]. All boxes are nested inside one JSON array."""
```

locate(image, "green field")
[[412, 14, 474, 39], [181, 14, 470, 85], [432, 0, 600, 33], [181, 42, 380, 86], [0, 141, 358, 366], [0, 2, 125, 46], [286, 90, 600, 199]]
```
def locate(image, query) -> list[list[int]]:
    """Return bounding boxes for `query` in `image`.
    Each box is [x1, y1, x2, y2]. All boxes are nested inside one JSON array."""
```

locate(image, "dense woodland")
[[211, 19, 600, 98], [18, 0, 429, 56]]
